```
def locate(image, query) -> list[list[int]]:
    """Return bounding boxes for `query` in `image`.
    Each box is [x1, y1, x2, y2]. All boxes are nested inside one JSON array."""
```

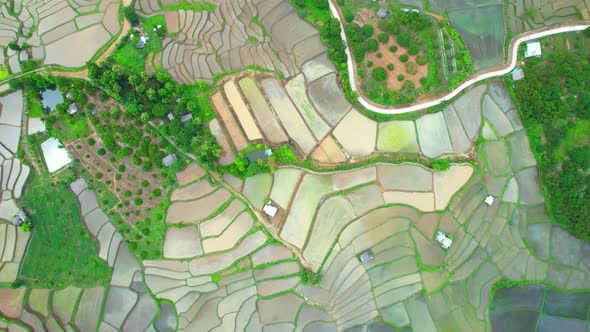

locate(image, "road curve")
[[328, 0, 590, 114]]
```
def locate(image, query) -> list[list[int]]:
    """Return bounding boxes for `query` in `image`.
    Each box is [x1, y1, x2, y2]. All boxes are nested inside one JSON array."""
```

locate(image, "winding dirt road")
[[328, 0, 590, 114]]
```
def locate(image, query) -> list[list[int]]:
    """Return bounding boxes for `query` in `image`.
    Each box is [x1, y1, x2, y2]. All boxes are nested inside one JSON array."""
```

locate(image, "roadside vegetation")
[[511, 32, 590, 241]]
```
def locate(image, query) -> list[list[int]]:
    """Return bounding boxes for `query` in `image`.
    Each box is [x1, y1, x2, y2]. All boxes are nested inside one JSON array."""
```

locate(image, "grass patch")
[[28, 102, 43, 118], [19, 173, 111, 288], [160, 0, 215, 11], [110, 39, 148, 72], [53, 114, 92, 141], [272, 145, 299, 165]]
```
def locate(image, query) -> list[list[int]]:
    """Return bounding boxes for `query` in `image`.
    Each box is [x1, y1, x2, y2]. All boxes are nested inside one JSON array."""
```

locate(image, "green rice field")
[[448, 6, 505, 70]]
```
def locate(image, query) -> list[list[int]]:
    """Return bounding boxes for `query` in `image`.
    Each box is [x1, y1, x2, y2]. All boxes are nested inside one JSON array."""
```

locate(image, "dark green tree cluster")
[[513, 49, 590, 241], [87, 62, 220, 169]]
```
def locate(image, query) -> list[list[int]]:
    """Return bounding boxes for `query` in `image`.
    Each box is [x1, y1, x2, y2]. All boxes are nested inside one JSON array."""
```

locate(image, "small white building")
[[524, 41, 542, 58], [263, 203, 277, 217], [377, 8, 388, 18], [484, 195, 495, 206], [166, 113, 175, 121], [436, 231, 453, 249]]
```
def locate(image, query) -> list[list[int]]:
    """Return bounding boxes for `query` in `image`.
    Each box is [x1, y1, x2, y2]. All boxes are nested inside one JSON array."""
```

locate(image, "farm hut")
[[41, 88, 64, 112], [377, 8, 388, 18], [180, 113, 193, 123], [162, 154, 177, 167], [66, 92, 73, 100], [246, 150, 268, 163], [263, 203, 278, 217], [484, 195, 495, 206], [166, 113, 175, 121], [12, 209, 27, 226], [67, 103, 78, 115], [524, 41, 542, 58], [435, 231, 453, 249], [131, 20, 139, 27], [511, 67, 524, 81], [19, 50, 28, 63], [359, 250, 375, 264]]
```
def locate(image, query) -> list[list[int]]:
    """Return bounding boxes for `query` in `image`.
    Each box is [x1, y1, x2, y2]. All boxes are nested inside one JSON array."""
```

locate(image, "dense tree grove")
[[513, 48, 590, 240], [87, 62, 220, 170]]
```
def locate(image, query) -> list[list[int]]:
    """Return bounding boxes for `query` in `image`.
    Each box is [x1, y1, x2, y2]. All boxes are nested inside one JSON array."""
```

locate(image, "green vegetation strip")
[[19, 173, 111, 288]]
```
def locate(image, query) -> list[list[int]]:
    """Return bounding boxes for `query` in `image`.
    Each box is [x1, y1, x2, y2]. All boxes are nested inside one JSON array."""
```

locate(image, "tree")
[[345, 24, 364, 43], [397, 31, 412, 48], [362, 24, 374, 38], [124, 6, 138, 23], [585, 26, 590, 39], [377, 32, 389, 44], [367, 39, 379, 52], [312, 0, 328, 9], [371, 67, 387, 82]]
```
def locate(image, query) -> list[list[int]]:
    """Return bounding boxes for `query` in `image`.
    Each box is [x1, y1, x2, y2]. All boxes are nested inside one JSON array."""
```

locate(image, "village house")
[[511, 67, 524, 81], [359, 250, 375, 264], [162, 154, 177, 167], [377, 8, 388, 18], [67, 103, 78, 115], [12, 209, 27, 227]]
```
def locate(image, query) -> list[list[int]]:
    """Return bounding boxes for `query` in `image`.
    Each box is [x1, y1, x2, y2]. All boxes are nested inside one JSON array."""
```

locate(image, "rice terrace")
[[1, 0, 590, 331]]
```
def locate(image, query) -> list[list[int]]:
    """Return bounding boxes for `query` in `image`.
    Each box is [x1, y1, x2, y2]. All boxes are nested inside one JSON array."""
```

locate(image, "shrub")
[[95, 172, 103, 180], [416, 54, 428, 65], [141, 180, 149, 187], [399, 54, 409, 62], [367, 61, 374, 67], [134, 198, 143, 205], [87, 138, 95, 146], [367, 39, 379, 52], [387, 63, 394, 71], [431, 159, 451, 171], [406, 62, 418, 75], [97, 148, 106, 156], [377, 32, 389, 44], [419, 77, 427, 84], [408, 43, 420, 55], [377, 52, 383, 58], [397, 31, 411, 48], [118, 164, 126, 172], [371, 67, 387, 82], [152, 189, 162, 197], [124, 190, 132, 197], [300, 269, 322, 287], [136, 189, 143, 195], [389, 45, 398, 53], [397, 74, 405, 81]]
